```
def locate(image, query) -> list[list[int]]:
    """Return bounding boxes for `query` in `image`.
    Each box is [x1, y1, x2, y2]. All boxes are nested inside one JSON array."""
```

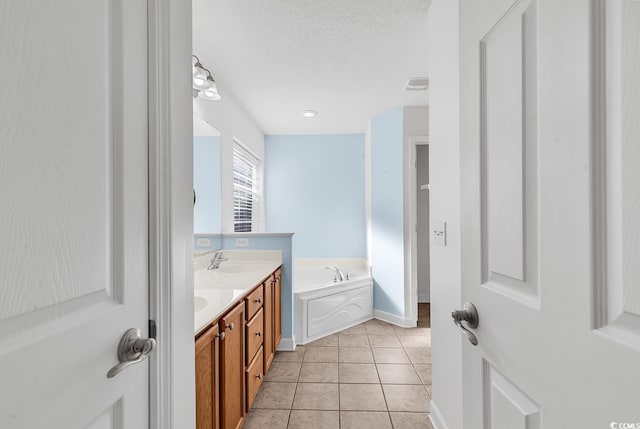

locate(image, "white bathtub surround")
[[295, 258, 373, 344], [193, 250, 282, 335]]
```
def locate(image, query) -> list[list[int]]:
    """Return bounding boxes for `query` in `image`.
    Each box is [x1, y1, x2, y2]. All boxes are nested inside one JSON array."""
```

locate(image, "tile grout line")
[[258, 318, 431, 429]]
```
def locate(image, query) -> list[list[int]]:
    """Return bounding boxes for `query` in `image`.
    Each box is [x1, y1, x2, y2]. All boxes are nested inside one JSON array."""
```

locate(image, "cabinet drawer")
[[245, 285, 264, 321], [246, 347, 264, 411], [246, 308, 264, 365]]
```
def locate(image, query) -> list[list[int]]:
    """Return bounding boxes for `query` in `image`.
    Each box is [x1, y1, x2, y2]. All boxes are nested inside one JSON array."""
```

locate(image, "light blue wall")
[[221, 234, 294, 343], [264, 134, 366, 258], [193, 136, 221, 233], [370, 108, 405, 316]]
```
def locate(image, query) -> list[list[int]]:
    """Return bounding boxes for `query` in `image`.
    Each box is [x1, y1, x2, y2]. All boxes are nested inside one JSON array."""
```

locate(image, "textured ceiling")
[[193, 0, 430, 135]]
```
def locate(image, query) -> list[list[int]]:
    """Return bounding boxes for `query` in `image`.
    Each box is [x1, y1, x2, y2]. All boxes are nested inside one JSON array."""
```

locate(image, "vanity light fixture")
[[302, 110, 317, 118], [192, 55, 221, 101]]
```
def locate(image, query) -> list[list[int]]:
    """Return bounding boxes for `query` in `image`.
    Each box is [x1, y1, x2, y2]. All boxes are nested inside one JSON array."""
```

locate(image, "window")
[[233, 142, 259, 232]]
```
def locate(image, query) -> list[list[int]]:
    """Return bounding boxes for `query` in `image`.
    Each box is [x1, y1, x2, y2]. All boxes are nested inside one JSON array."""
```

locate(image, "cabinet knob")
[[226, 322, 235, 331], [276, 276, 281, 281], [256, 331, 262, 337], [256, 374, 262, 380], [216, 332, 226, 341], [255, 298, 262, 304]]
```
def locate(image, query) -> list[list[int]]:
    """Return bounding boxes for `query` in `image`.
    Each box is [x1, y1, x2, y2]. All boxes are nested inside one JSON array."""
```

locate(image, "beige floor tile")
[[389, 412, 433, 429], [340, 411, 393, 429], [382, 385, 430, 412], [288, 410, 340, 429], [340, 324, 367, 335], [299, 362, 339, 383], [405, 348, 431, 365], [339, 347, 374, 363], [339, 363, 380, 384], [425, 384, 432, 398], [244, 409, 290, 429], [264, 361, 302, 382], [251, 382, 297, 409], [339, 334, 370, 347], [367, 335, 401, 348], [339, 384, 388, 411], [365, 324, 397, 335], [372, 348, 411, 364], [292, 383, 339, 410], [303, 346, 339, 363], [376, 364, 421, 384], [307, 334, 339, 347], [413, 364, 432, 385], [274, 346, 306, 363], [398, 335, 430, 349]]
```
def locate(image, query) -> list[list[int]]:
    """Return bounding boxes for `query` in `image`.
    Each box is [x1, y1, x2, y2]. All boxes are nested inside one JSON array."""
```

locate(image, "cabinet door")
[[263, 279, 274, 373], [274, 268, 282, 348], [195, 324, 220, 429], [220, 301, 245, 429], [246, 347, 264, 410]]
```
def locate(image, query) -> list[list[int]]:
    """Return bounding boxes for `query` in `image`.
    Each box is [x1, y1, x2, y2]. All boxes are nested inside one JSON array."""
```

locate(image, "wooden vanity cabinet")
[[195, 324, 220, 429], [195, 265, 283, 429], [220, 301, 245, 429]]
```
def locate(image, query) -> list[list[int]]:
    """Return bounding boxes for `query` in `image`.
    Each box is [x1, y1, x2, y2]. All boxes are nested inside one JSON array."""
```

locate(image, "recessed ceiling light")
[[302, 110, 317, 118]]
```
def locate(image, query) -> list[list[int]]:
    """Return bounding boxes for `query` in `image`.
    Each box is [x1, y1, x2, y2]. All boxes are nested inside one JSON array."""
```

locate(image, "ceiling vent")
[[405, 77, 429, 91]]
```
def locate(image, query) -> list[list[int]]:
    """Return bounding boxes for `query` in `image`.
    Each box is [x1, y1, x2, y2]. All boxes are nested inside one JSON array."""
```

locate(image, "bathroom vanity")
[[194, 251, 282, 429]]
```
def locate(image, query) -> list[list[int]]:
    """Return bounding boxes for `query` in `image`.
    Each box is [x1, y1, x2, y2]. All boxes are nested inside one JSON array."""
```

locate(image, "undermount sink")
[[194, 296, 207, 312]]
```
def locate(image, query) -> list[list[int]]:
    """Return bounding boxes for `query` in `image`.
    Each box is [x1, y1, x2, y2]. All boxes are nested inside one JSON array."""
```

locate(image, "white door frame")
[[148, 0, 194, 428], [406, 135, 429, 326]]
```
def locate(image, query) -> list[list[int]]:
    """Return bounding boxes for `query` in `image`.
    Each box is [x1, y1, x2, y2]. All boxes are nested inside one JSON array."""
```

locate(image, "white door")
[[459, 0, 640, 427], [0, 0, 151, 427]]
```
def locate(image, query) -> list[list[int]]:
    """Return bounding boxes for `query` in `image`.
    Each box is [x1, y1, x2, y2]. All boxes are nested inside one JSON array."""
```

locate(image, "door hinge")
[[149, 319, 157, 339]]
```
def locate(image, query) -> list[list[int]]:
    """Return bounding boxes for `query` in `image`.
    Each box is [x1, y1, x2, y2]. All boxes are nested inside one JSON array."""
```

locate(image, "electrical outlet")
[[196, 238, 212, 248], [235, 238, 249, 247], [432, 221, 446, 246]]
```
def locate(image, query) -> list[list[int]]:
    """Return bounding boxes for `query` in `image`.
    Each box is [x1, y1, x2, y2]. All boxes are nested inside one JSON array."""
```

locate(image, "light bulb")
[[199, 77, 221, 100]]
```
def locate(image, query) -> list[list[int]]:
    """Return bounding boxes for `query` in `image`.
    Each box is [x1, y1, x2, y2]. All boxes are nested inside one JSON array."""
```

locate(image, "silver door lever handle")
[[452, 302, 479, 346], [107, 328, 156, 378]]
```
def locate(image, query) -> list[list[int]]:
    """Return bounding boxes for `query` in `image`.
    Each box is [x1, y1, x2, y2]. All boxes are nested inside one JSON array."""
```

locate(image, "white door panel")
[[0, 0, 150, 427], [460, 0, 640, 427]]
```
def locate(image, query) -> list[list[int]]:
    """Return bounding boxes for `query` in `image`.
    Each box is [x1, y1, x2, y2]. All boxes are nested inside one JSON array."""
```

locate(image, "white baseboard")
[[429, 400, 449, 429], [276, 337, 296, 352], [373, 309, 414, 328]]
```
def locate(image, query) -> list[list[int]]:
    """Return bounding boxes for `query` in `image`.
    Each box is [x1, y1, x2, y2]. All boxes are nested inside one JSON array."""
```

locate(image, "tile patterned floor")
[[246, 313, 433, 429]]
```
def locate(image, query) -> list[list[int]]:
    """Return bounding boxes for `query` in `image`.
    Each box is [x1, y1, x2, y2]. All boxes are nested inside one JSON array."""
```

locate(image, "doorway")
[[408, 136, 430, 327], [416, 144, 430, 327]]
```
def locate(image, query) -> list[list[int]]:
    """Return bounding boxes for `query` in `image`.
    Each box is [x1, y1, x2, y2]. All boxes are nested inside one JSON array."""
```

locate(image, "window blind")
[[233, 144, 259, 232]]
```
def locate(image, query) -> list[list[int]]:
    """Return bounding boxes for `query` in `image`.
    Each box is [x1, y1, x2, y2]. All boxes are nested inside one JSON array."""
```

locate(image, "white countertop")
[[194, 250, 282, 336]]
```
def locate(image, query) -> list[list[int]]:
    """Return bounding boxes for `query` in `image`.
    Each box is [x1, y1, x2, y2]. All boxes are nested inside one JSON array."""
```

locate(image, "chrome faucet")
[[325, 265, 345, 282], [207, 251, 228, 270]]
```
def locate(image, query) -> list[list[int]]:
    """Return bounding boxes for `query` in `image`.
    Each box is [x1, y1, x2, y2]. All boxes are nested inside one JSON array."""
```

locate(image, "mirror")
[[193, 113, 221, 239]]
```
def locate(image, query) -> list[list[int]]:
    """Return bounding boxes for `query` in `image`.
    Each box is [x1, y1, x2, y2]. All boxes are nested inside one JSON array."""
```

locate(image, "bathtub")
[[295, 259, 373, 344]]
